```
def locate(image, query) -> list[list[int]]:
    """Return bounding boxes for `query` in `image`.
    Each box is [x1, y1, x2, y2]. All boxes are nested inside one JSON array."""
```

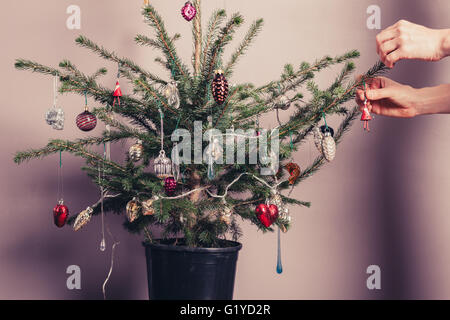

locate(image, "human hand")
[[355, 76, 420, 118], [376, 20, 450, 68]]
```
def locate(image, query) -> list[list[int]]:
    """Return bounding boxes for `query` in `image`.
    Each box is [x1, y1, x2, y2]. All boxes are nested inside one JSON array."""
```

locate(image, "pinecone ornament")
[[126, 198, 140, 222], [164, 177, 177, 196], [129, 140, 144, 162], [313, 126, 323, 153], [211, 70, 229, 105], [73, 206, 93, 231], [322, 132, 336, 162]]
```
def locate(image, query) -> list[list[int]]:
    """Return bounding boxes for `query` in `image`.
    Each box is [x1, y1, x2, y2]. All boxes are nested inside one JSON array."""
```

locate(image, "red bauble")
[[164, 177, 177, 196], [255, 203, 279, 228], [211, 70, 229, 105], [53, 201, 69, 228], [181, 1, 197, 21], [76, 109, 97, 132]]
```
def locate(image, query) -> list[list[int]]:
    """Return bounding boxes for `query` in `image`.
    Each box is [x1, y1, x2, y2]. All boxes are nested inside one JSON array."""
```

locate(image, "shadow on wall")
[[376, 0, 438, 299], [3, 164, 148, 299]]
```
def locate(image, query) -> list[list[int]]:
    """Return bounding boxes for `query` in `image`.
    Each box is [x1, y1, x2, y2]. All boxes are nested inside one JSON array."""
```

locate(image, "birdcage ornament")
[[154, 149, 172, 179]]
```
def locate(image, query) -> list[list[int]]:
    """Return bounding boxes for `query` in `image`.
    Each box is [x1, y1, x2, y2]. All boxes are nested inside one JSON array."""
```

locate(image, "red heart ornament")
[[255, 204, 279, 227], [268, 204, 279, 222]]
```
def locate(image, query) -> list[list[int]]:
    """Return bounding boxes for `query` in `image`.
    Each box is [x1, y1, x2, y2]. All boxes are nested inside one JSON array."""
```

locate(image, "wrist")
[[414, 84, 450, 116], [438, 29, 450, 59]]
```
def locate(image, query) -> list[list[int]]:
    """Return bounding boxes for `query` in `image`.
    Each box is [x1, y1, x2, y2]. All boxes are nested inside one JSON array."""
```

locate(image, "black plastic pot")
[[144, 239, 242, 300]]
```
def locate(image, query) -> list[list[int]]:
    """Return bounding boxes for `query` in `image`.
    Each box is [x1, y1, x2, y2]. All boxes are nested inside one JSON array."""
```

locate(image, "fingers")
[[384, 50, 402, 68], [376, 19, 414, 67], [376, 28, 398, 55], [366, 86, 395, 101], [354, 75, 385, 112], [378, 39, 399, 65]]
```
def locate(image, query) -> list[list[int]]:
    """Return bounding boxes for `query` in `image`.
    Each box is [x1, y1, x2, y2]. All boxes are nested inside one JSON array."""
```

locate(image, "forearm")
[[415, 84, 450, 115]]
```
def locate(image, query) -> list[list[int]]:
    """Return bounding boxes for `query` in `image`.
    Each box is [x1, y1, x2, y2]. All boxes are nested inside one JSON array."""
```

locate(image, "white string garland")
[[158, 172, 287, 201]]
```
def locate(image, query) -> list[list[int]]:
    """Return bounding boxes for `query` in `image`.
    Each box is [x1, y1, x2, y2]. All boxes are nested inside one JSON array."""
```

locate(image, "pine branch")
[[93, 108, 159, 149], [234, 52, 361, 124], [278, 61, 388, 138], [134, 34, 165, 51], [201, 9, 227, 71], [15, 58, 158, 133], [142, 5, 190, 80], [202, 13, 244, 84], [224, 18, 264, 77], [288, 105, 360, 186], [75, 35, 166, 85], [14, 139, 127, 173]]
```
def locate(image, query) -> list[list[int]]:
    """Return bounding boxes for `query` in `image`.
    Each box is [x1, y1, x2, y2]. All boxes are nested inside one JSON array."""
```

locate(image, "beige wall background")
[[1, 0, 450, 299]]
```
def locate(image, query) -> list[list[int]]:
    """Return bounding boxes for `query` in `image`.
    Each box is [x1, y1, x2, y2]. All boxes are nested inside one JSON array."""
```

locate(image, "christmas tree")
[[14, 1, 386, 248]]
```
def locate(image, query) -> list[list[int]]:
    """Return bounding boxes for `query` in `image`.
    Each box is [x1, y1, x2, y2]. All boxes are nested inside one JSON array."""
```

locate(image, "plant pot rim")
[[143, 238, 242, 253]]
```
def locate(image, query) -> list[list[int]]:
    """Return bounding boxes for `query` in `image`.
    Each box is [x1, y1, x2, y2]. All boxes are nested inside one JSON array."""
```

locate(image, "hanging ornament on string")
[[142, 196, 158, 216], [212, 70, 229, 105], [220, 199, 233, 225], [99, 143, 107, 252], [172, 142, 181, 181], [255, 114, 260, 136], [53, 199, 69, 228], [181, 1, 197, 21], [207, 137, 223, 162], [76, 92, 97, 132], [129, 140, 144, 162], [274, 94, 291, 111], [53, 151, 68, 228], [322, 132, 336, 162], [313, 113, 336, 162], [154, 108, 173, 179], [164, 177, 177, 196], [285, 162, 301, 185], [361, 80, 373, 132], [313, 125, 324, 153], [126, 197, 141, 223], [255, 201, 279, 228], [171, 116, 182, 182], [73, 206, 93, 231], [270, 190, 290, 228], [45, 75, 65, 130], [206, 116, 219, 180], [162, 81, 180, 110], [320, 125, 334, 137], [268, 189, 289, 274], [113, 65, 122, 108]]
